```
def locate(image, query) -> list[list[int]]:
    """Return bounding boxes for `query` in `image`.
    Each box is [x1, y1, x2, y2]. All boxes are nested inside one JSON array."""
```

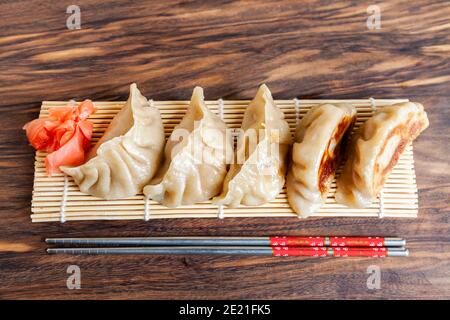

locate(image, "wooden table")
[[0, 0, 449, 299]]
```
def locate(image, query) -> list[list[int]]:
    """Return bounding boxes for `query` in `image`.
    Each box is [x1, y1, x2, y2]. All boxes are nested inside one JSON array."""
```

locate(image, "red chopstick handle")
[[270, 236, 326, 246], [271, 247, 387, 257], [329, 237, 384, 247], [272, 247, 328, 257], [331, 247, 387, 257], [269, 236, 385, 247]]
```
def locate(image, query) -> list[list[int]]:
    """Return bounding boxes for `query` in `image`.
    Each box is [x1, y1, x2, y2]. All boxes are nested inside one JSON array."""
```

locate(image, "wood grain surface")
[[0, 0, 449, 300]]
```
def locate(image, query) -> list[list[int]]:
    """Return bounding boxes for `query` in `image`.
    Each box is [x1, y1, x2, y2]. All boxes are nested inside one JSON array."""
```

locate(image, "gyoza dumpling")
[[85, 87, 135, 160], [143, 86, 233, 207], [286, 104, 356, 217], [336, 102, 429, 208], [61, 83, 165, 199], [213, 84, 292, 207]]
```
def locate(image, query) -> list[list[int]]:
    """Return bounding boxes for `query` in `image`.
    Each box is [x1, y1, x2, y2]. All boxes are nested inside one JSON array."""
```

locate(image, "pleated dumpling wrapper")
[[286, 104, 356, 217], [213, 84, 292, 207], [61, 83, 165, 199], [335, 102, 429, 208], [143, 86, 233, 207]]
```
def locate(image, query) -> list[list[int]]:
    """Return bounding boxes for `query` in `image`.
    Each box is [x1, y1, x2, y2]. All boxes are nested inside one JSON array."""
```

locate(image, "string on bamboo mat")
[[144, 195, 151, 221], [59, 174, 69, 223], [370, 97, 385, 219], [144, 99, 155, 221], [217, 98, 225, 219], [293, 98, 301, 126], [143, 98, 155, 221]]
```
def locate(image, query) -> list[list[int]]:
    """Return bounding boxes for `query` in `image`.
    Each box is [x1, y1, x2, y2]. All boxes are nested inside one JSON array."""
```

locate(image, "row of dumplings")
[[61, 83, 429, 217]]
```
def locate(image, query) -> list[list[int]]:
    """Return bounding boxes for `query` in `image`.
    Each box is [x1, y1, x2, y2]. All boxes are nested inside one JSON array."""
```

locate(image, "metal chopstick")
[[45, 236, 406, 247], [46, 246, 409, 257]]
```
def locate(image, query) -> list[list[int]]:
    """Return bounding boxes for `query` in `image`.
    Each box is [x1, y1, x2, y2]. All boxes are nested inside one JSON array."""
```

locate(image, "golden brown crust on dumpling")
[[335, 102, 429, 208], [318, 114, 356, 193], [286, 104, 356, 217]]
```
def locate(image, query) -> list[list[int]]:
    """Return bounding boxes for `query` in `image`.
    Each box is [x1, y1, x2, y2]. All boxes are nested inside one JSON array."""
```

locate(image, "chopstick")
[[46, 236, 408, 257], [45, 236, 406, 247], [46, 246, 409, 257]]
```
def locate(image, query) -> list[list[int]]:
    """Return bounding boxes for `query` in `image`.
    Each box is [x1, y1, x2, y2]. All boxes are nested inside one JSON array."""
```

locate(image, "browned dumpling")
[[287, 104, 356, 217], [335, 102, 429, 208]]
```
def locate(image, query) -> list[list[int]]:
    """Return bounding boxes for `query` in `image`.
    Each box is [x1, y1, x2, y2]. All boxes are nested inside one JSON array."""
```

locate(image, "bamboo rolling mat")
[[31, 98, 418, 223]]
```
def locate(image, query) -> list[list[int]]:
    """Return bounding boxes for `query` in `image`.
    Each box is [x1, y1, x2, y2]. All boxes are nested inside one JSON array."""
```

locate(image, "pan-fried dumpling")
[[61, 83, 165, 199], [335, 102, 429, 208], [143, 86, 233, 207], [213, 84, 292, 207], [286, 104, 356, 217]]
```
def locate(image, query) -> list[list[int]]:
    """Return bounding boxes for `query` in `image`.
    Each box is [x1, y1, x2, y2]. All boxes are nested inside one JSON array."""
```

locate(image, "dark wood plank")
[[0, 0, 449, 299]]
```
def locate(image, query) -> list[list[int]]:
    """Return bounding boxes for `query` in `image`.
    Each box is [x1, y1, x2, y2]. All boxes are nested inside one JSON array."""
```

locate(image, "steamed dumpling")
[[287, 104, 356, 217], [143, 86, 233, 207], [62, 83, 165, 199], [85, 90, 134, 160], [335, 102, 429, 208], [213, 84, 292, 207]]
